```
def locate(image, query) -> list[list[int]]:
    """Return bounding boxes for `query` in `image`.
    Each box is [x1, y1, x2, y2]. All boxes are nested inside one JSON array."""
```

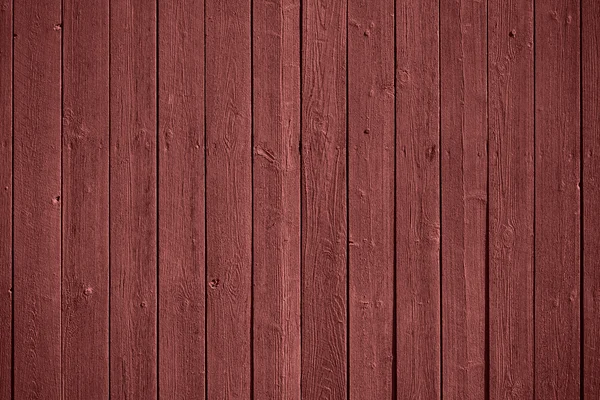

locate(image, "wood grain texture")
[[110, 0, 157, 397], [62, 0, 110, 398], [0, 0, 11, 398], [535, 1, 580, 398], [301, 0, 347, 398], [252, 0, 301, 398], [440, 0, 487, 398], [205, 0, 252, 398], [488, 1, 534, 398], [395, 0, 440, 398], [583, 0, 600, 397], [348, 0, 394, 397], [158, 0, 205, 398], [13, 0, 62, 397]]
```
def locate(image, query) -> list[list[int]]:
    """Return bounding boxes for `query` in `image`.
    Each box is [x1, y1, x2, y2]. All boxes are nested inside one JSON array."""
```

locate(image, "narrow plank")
[[395, 0, 440, 397], [0, 0, 11, 398], [347, 0, 394, 397], [62, 0, 110, 398], [205, 0, 252, 397], [158, 0, 205, 398], [110, 0, 157, 397], [488, 1, 534, 398], [535, 0, 580, 398], [301, 0, 347, 398], [252, 0, 301, 398], [440, 0, 487, 398], [13, 0, 62, 397], [583, 0, 600, 397]]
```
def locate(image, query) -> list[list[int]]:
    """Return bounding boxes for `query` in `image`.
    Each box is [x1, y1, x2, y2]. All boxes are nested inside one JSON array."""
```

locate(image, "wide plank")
[[440, 0, 487, 398], [205, 0, 252, 398], [62, 0, 110, 398], [535, 1, 580, 398], [301, 0, 348, 398], [110, 0, 158, 398], [13, 0, 62, 397], [158, 0, 205, 398], [396, 0, 441, 397], [488, 1, 534, 398], [348, 0, 394, 397], [252, 0, 301, 398]]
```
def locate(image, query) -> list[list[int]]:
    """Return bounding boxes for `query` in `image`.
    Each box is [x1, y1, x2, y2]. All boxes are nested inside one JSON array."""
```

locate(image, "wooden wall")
[[0, 0, 598, 398]]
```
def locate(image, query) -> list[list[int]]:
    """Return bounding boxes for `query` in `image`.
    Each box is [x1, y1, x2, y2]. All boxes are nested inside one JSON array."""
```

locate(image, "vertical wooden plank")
[[347, 0, 394, 397], [13, 0, 62, 397], [62, 0, 109, 397], [440, 0, 487, 398], [158, 0, 205, 398], [110, 0, 157, 397], [583, 0, 600, 397], [0, 0, 11, 398], [488, 0, 534, 398], [252, 0, 301, 398], [301, 0, 347, 398], [535, 0, 580, 398], [205, 0, 252, 398], [395, 0, 440, 397]]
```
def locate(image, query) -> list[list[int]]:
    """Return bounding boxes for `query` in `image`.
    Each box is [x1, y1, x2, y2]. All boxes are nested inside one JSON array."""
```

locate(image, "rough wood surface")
[[348, 0, 394, 398], [110, 0, 158, 398], [0, 0, 11, 398], [252, 0, 301, 398], [535, 1, 581, 398], [488, 1, 535, 398], [13, 0, 62, 397], [205, 0, 252, 398], [301, 0, 348, 398], [158, 0, 205, 398], [62, 0, 110, 398], [583, 0, 600, 397], [440, 0, 487, 398], [395, 0, 441, 398]]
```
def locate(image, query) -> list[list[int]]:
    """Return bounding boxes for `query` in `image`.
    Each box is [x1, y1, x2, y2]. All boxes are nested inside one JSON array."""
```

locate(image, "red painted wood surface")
[[252, 0, 301, 398], [3, 1, 600, 399], [0, 0, 11, 398], [110, 0, 157, 398], [488, 1, 534, 399], [396, 0, 441, 398], [348, 0, 394, 398], [440, 0, 487, 398], [62, 0, 109, 398], [301, 0, 347, 398], [205, 0, 252, 398], [158, 0, 205, 398], [535, 1, 581, 398], [583, 0, 600, 397], [13, 0, 62, 397]]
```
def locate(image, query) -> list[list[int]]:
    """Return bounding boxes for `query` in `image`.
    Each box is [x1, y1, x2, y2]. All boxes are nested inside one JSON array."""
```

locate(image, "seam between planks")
[[250, 0, 255, 397], [438, 0, 443, 397], [580, 0, 584, 397], [532, 1, 536, 397], [392, 0, 398, 397], [155, 0, 160, 397], [485, 0, 490, 397]]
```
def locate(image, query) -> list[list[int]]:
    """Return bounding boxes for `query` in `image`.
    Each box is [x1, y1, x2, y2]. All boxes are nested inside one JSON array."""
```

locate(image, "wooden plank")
[[440, 0, 487, 398], [535, 1, 580, 398], [13, 0, 62, 397], [205, 0, 252, 398], [158, 1, 205, 398], [395, 0, 440, 397], [0, 0, 11, 398], [488, 1, 534, 398], [347, 0, 394, 397], [301, 0, 347, 398], [62, 0, 110, 398], [583, 0, 600, 397], [110, 0, 157, 398], [252, 0, 301, 398]]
